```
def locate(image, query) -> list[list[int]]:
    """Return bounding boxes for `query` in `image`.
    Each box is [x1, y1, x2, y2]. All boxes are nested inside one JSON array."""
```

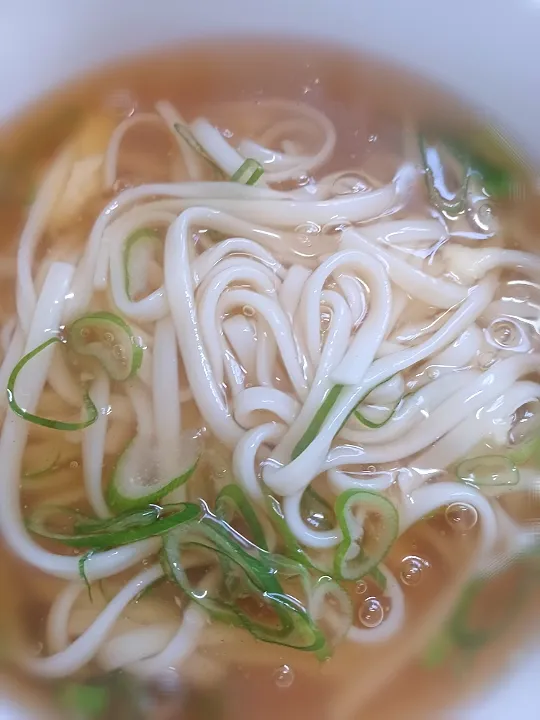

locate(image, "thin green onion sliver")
[[449, 568, 532, 650], [215, 484, 268, 550], [68, 311, 143, 382], [418, 134, 466, 215], [7, 337, 98, 431], [28, 502, 201, 549], [58, 683, 109, 719], [163, 516, 327, 653], [231, 158, 264, 185], [354, 396, 402, 429], [334, 490, 398, 581], [456, 455, 519, 487], [293, 384, 344, 460]]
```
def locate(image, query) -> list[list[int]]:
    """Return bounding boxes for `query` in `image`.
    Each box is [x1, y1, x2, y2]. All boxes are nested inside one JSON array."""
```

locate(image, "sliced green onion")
[[163, 515, 327, 653], [422, 631, 453, 668], [7, 337, 98, 431], [293, 384, 343, 460], [215, 484, 268, 551], [258, 592, 327, 653], [68, 312, 143, 382], [58, 682, 109, 719], [28, 502, 200, 549], [449, 568, 532, 650], [266, 493, 311, 565], [508, 436, 540, 466], [163, 520, 278, 628], [354, 399, 401, 429], [308, 576, 353, 646], [123, 228, 161, 301], [419, 131, 523, 231], [301, 486, 336, 532], [214, 485, 269, 600], [368, 565, 388, 593], [441, 135, 521, 199], [23, 448, 61, 479], [22, 441, 80, 481], [418, 134, 466, 216], [79, 550, 95, 601], [231, 158, 264, 185], [456, 455, 519, 487], [107, 432, 200, 512], [173, 122, 225, 177], [334, 490, 398, 581]]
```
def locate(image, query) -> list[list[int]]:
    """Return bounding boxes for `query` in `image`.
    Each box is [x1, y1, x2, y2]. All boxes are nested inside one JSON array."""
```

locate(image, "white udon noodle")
[[0, 98, 538, 688]]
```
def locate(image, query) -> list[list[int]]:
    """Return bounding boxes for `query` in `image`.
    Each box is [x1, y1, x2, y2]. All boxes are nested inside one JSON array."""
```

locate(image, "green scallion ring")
[[7, 337, 98, 431]]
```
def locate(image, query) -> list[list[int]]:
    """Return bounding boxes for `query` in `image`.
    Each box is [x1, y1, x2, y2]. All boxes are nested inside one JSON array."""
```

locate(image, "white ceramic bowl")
[[0, 1, 539, 717]]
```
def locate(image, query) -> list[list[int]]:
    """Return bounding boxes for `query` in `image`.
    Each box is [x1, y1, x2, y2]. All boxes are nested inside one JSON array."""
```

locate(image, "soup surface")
[[0, 40, 539, 720]]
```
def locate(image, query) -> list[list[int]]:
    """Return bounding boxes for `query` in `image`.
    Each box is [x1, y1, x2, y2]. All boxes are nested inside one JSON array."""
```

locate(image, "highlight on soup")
[[0, 41, 539, 720]]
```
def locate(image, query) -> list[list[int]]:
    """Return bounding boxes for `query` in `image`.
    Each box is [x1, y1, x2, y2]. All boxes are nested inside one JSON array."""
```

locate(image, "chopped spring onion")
[[230, 158, 264, 185], [508, 436, 540, 466], [123, 228, 161, 301], [68, 312, 143, 382], [308, 576, 353, 646], [419, 132, 521, 231], [23, 446, 61, 479], [449, 567, 532, 650], [163, 514, 327, 653], [22, 440, 80, 480], [79, 550, 95, 599], [369, 565, 388, 593], [215, 485, 270, 601], [28, 502, 200, 549], [215, 484, 268, 551], [456, 455, 519, 487], [422, 631, 454, 668], [7, 337, 98, 431], [354, 399, 401, 429], [293, 384, 344, 460], [58, 682, 109, 719], [441, 135, 520, 199], [333, 490, 398, 581], [107, 432, 200, 512], [173, 122, 225, 177], [418, 134, 467, 216], [267, 493, 311, 565]]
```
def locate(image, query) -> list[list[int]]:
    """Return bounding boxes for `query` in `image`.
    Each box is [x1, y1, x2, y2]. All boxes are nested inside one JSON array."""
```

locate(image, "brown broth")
[[0, 40, 539, 720]]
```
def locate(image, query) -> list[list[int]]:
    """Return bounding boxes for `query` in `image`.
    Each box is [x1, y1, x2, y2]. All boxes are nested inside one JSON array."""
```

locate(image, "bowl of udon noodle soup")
[[2, 1, 540, 719]]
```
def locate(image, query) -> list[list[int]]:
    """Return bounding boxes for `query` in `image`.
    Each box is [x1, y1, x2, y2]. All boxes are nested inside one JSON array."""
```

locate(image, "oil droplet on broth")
[[355, 580, 368, 595], [331, 172, 369, 195], [273, 664, 295, 689], [400, 555, 430, 587], [295, 221, 320, 248], [445, 502, 478, 533], [358, 597, 384, 628]]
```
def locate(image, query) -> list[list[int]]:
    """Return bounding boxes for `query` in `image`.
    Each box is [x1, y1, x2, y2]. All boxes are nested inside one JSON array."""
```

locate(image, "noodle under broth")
[[0, 40, 539, 719]]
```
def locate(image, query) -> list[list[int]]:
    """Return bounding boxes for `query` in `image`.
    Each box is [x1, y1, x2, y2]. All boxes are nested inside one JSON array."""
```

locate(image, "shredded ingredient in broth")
[[0, 41, 539, 720]]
